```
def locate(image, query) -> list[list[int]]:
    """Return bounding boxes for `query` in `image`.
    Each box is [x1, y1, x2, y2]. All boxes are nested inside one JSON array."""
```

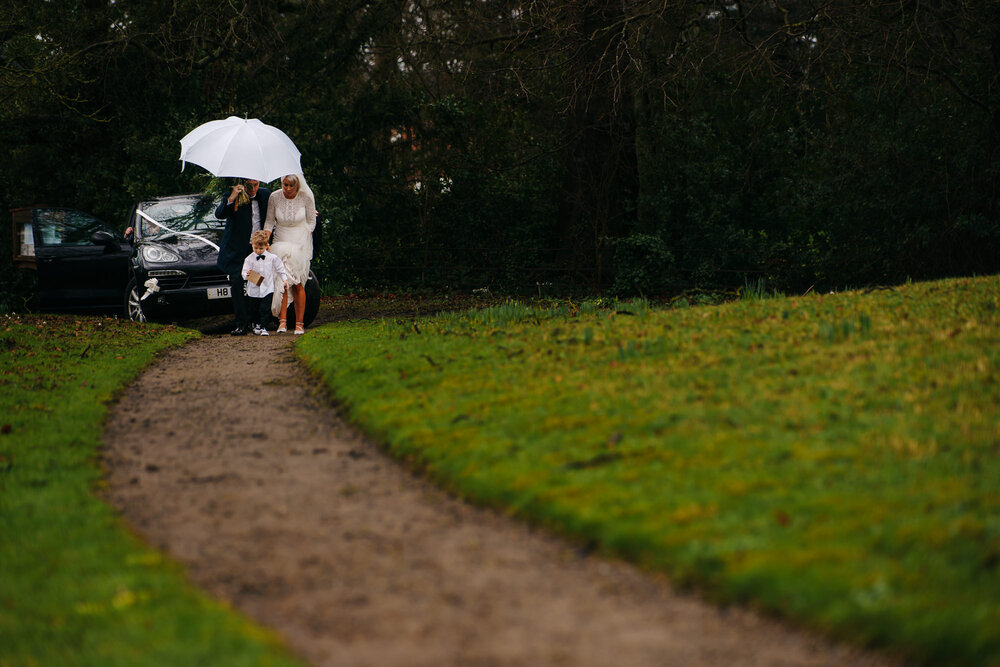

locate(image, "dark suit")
[[215, 186, 271, 329]]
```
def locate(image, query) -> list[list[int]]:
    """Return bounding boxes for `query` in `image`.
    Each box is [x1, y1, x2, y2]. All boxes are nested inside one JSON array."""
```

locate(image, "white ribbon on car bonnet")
[[134, 209, 220, 251], [134, 209, 222, 301]]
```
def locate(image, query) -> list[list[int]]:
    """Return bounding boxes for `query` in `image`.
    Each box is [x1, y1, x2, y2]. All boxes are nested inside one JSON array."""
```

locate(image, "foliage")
[[298, 275, 1000, 665], [0, 314, 303, 666], [609, 233, 677, 297], [739, 276, 783, 302], [0, 1, 997, 302]]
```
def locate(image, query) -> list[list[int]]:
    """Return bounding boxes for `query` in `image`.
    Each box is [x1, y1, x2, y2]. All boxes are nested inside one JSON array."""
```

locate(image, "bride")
[[264, 173, 316, 334]]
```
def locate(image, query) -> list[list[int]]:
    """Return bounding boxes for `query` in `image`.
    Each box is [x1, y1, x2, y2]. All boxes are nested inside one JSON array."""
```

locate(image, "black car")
[[12, 193, 320, 326]]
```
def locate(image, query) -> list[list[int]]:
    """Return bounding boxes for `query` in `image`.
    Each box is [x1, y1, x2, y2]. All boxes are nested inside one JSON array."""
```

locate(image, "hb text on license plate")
[[207, 286, 231, 300]]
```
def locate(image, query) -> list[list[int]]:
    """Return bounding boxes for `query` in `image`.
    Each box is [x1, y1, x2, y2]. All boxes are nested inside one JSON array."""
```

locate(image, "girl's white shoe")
[[294, 323, 305, 335]]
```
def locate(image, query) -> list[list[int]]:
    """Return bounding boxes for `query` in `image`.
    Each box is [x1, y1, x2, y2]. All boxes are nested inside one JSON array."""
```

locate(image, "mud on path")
[[101, 321, 893, 667]]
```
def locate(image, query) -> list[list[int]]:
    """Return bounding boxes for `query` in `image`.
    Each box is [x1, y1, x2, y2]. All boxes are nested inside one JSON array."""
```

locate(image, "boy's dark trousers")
[[247, 294, 272, 329], [229, 272, 249, 328]]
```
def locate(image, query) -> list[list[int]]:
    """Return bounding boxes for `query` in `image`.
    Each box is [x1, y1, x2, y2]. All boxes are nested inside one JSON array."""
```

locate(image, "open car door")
[[13, 206, 131, 313]]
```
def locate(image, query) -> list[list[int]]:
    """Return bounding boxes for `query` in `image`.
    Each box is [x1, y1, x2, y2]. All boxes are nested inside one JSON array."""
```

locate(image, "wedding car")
[[11, 193, 320, 326]]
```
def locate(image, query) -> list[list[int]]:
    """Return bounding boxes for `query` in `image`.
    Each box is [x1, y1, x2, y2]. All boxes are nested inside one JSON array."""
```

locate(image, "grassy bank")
[[298, 275, 1000, 665], [0, 314, 303, 667]]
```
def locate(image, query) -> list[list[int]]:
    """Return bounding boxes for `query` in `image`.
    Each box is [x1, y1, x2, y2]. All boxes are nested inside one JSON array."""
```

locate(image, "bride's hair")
[[283, 173, 314, 206]]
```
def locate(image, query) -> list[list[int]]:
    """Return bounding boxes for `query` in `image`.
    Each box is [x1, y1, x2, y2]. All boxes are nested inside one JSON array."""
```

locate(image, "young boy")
[[241, 230, 288, 336]]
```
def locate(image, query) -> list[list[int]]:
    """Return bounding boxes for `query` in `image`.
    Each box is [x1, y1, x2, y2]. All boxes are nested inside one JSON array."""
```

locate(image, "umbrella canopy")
[[179, 116, 302, 183]]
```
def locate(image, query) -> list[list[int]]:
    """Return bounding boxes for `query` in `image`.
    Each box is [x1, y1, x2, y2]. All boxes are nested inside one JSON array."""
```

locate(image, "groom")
[[215, 178, 271, 335]]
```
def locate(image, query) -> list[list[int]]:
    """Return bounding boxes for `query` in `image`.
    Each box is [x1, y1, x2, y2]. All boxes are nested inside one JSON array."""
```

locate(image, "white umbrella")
[[179, 116, 302, 183]]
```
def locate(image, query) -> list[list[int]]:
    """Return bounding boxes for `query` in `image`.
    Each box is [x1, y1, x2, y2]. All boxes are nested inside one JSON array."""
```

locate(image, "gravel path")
[[101, 324, 894, 667]]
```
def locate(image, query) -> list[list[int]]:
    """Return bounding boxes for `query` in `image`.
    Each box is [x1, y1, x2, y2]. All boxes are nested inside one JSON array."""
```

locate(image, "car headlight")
[[141, 244, 181, 263]]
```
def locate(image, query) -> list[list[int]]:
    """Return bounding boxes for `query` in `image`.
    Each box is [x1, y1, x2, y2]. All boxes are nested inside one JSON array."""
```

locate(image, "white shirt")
[[241, 250, 288, 298]]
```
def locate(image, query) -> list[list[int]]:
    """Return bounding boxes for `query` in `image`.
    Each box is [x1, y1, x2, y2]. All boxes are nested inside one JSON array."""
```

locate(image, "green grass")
[[0, 314, 303, 667], [298, 275, 1000, 666]]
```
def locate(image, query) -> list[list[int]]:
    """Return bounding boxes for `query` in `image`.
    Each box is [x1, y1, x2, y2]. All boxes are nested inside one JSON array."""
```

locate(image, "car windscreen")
[[138, 196, 223, 239]]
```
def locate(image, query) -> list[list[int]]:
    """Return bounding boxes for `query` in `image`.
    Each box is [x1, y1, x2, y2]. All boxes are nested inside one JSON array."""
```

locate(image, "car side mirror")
[[92, 230, 121, 251]]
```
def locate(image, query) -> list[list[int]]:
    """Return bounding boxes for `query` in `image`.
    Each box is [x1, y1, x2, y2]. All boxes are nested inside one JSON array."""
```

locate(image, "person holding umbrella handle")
[[215, 178, 271, 335]]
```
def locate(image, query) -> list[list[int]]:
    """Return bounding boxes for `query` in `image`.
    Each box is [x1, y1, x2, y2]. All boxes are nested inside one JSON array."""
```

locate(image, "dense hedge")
[[2, 1, 997, 312]]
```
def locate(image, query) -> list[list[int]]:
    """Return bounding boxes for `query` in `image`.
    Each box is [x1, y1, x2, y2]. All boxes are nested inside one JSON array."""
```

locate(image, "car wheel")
[[125, 276, 148, 323], [284, 271, 320, 327]]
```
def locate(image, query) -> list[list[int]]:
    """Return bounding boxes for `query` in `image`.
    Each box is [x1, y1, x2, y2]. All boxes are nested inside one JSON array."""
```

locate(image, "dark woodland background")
[[2, 1, 999, 303]]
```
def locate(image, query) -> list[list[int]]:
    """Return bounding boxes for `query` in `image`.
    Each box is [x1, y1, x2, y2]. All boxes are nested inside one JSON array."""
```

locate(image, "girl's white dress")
[[264, 185, 316, 316]]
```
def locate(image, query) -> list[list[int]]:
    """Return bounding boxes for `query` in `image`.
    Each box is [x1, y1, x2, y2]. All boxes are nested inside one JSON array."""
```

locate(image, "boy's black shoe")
[[230, 326, 248, 336]]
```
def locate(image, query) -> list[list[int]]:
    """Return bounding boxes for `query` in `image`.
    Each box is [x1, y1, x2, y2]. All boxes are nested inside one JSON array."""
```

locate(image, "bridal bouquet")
[[234, 187, 250, 210]]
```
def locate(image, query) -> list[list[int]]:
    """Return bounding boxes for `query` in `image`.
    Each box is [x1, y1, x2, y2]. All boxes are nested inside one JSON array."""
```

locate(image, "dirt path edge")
[[101, 331, 894, 667]]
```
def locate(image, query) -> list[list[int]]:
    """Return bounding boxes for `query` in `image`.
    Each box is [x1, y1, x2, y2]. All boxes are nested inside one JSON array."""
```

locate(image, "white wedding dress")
[[264, 180, 316, 317]]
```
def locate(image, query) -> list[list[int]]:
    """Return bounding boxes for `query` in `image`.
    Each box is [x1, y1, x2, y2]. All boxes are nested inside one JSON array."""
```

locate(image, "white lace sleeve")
[[304, 192, 316, 233], [264, 191, 278, 233]]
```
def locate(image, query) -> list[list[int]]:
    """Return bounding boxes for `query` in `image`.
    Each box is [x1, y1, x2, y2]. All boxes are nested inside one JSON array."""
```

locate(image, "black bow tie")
[[256, 255, 265, 261]]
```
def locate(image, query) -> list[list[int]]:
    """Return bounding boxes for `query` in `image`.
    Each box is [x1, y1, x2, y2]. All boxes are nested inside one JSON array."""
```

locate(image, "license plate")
[[207, 286, 231, 300]]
